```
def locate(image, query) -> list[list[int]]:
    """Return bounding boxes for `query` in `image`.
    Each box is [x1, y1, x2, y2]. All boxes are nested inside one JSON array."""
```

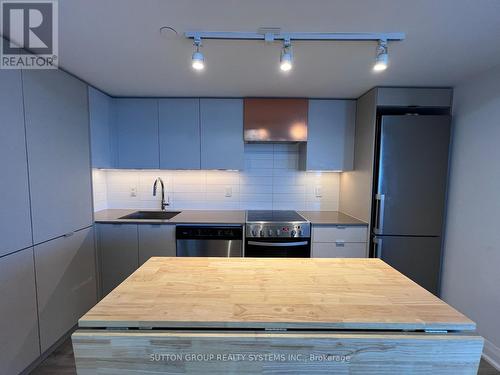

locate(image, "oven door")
[[245, 238, 311, 258]]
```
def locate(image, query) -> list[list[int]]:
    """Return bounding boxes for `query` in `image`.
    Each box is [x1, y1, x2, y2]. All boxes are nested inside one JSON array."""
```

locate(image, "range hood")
[[244, 98, 308, 142]]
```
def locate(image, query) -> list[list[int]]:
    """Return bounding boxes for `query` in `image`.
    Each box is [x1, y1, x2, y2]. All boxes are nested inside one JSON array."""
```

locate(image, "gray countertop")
[[94, 209, 246, 225], [299, 211, 367, 226], [94, 209, 366, 226]]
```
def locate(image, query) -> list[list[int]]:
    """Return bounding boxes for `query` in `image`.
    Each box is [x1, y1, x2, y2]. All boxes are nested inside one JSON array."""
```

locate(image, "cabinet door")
[[113, 98, 159, 168], [34, 226, 97, 353], [23, 70, 93, 244], [200, 99, 244, 170], [304, 100, 356, 171], [0, 248, 40, 374], [138, 225, 176, 266], [159, 98, 200, 169], [0, 70, 32, 256], [98, 224, 138, 296], [312, 242, 367, 258], [376, 87, 453, 107], [89, 87, 114, 168]]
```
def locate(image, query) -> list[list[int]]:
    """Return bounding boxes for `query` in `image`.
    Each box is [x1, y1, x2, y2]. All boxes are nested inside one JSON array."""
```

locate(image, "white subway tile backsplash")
[[92, 144, 340, 212]]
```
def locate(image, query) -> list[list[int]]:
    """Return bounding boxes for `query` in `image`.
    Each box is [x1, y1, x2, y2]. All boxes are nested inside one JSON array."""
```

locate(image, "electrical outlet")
[[225, 187, 232, 197], [315, 187, 322, 198], [130, 187, 137, 197]]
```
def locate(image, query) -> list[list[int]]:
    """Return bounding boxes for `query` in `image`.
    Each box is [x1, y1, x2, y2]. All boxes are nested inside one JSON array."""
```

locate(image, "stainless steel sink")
[[119, 211, 181, 220]]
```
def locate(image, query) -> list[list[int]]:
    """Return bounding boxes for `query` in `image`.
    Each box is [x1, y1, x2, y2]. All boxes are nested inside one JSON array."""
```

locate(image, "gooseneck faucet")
[[153, 177, 168, 210]]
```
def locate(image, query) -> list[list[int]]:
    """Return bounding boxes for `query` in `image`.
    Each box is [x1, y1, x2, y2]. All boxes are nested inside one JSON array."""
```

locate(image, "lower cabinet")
[[138, 225, 176, 266], [98, 224, 139, 297], [34, 226, 97, 353], [98, 223, 177, 297], [0, 248, 40, 374], [311, 225, 368, 258]]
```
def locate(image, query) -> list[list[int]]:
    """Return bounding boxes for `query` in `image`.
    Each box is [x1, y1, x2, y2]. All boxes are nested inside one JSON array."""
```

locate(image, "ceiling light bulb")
[[192, 51, 204, 70], [280, 54, 292, 72], [191, 37, 204, 71], [280, 39, 293, 72], [373, 39, 388, 72]]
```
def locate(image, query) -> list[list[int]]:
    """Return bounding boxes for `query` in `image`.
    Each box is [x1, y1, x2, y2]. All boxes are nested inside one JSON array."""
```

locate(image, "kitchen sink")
[[119, 211, 181, 220]]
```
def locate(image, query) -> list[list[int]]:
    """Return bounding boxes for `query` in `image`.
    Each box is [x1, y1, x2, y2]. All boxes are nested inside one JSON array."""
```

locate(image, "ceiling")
[[59, 0, 500, 98]]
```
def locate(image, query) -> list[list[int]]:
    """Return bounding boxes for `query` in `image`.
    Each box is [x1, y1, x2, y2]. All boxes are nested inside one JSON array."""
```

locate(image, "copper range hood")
[[244, 98, 308, 142]]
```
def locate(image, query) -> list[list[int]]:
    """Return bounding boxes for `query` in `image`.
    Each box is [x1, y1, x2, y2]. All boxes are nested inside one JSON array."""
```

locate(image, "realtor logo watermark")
[[1, 0, 58, 69]]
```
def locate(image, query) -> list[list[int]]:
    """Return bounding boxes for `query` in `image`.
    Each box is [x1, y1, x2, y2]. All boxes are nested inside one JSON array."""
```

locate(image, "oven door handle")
[[247, 241, 309, 247]]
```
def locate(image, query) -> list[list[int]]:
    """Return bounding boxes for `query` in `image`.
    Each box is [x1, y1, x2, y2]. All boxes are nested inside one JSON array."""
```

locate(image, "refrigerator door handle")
[[373, 237, 383, 258], [373, 193, 386, 234]]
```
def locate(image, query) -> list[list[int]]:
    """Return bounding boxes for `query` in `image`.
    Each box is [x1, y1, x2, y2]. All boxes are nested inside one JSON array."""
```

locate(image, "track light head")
[[373, 39, 388, 72], [280, 38, 293, 72], [192, 37, 205, 71]]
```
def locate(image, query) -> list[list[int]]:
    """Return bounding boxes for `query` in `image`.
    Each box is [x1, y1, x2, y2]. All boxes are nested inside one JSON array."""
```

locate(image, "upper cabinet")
[[300, 99, 356, 171], [88, 96, 359, 172], [113, 98, 159, 169], [159, 98, 201, 169], [200, 99, 244, 170], [0, 70, 32, 256], [23, 70, 93, 244], [376, 88, 453, 107], [89, 87, 115, 168]]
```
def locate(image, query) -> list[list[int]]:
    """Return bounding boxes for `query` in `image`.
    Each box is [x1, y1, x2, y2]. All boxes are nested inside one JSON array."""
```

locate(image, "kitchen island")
[[72, 257, 483, 374]]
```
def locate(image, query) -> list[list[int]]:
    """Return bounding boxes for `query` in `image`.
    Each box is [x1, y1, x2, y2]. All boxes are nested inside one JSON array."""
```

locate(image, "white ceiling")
[[59, 0, 500, 98]]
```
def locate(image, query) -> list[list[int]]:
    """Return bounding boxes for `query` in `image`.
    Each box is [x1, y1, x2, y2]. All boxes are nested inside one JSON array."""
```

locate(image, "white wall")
[[441, 64, 500, 368], [92, 144, 340, 211]]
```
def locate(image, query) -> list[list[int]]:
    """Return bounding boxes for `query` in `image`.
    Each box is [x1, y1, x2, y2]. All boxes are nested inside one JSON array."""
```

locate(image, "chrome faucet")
[[152, 177, 168, 210]]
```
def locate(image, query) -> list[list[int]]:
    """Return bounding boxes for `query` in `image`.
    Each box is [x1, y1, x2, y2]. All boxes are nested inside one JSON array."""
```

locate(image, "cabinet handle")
[[63, 231, 74, 238], [335, 240, 345, 247]]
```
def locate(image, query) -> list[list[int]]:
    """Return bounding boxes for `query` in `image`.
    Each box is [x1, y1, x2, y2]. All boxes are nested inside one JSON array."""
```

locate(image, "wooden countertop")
[[80, 258, 474, 332]]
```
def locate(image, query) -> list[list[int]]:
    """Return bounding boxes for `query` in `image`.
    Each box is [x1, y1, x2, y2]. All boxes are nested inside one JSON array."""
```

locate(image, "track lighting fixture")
[[191, 37, 205, 71], [280, 38, 293, 72], [184, 31, 404, 74], [373, 39, 388, 72]]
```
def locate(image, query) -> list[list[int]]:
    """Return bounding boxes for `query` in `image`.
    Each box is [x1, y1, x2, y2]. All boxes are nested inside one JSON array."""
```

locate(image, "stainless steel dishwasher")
[[176, 225, 243, 257]]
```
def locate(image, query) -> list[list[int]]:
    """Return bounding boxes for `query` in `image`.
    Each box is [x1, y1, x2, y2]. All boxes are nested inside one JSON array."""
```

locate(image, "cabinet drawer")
[[312, 242, 367, 258], [312, 226, 367, 243]]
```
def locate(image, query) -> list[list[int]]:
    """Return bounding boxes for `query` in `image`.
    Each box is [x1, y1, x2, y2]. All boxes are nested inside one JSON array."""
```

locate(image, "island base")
[[72, 330, 483, 374]]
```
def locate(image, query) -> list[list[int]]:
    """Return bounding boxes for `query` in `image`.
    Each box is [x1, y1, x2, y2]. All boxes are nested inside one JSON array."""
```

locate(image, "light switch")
[[225, 187, 232, 197], [315, 187, 322, 198], [130, 187, 137, 197]]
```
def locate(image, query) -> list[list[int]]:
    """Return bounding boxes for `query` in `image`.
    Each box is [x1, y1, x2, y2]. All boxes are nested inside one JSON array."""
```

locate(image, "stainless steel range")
[[245, 210, 311, 258]]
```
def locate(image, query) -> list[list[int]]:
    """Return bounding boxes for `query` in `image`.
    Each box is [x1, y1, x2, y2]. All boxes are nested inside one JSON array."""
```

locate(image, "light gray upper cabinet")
[[301, 99, 356, 171], [89, 87, 115, 168], [0, 70, 32, 256], [34, 226, 97, 353], [138, 224, 176, 266], [98, 224, 138, 296], [200, 99, 244, 170], [0, 248, 40, 374], [376, 87, 453, 107], [113, 98, 159, 169], [159, 98, 201, 169], [23, 70, 93, 244]]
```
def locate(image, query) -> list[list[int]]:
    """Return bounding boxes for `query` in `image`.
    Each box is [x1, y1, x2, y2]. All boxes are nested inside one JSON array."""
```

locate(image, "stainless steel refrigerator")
[[372, 115, 451, 296]]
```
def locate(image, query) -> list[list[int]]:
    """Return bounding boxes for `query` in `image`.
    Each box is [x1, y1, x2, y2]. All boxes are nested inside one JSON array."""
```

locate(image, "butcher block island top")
[[80, 257, 474, 332]]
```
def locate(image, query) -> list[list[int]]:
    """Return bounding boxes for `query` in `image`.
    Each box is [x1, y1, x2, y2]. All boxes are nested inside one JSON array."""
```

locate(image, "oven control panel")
[[246, 222, 311, 238]]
